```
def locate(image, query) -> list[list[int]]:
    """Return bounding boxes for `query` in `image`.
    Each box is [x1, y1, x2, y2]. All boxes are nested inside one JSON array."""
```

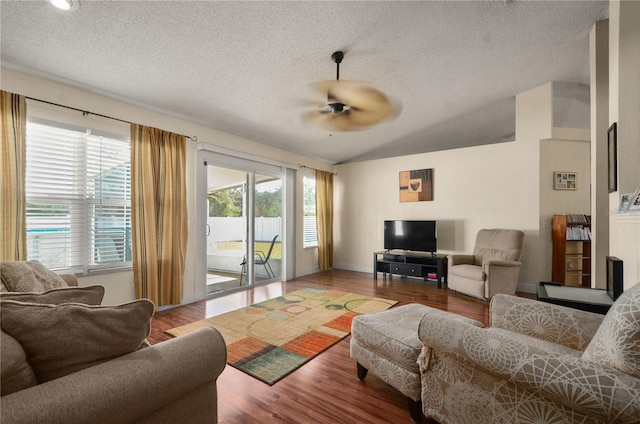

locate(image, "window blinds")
[[25, 120, 131, 272], [302, 176, 317, 247]]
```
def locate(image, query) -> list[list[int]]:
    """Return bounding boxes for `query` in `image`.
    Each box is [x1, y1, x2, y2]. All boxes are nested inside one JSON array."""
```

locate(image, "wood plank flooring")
[[148, 269, 533, 424]]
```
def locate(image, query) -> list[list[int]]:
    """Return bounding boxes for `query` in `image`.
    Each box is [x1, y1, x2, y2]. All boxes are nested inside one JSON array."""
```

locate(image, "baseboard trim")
[[333, 263, 370, 273], [296, 266, 321, 277]]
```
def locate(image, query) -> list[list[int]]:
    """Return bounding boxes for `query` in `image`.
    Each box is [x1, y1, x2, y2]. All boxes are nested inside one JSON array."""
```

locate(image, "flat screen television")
[[606, 256, 623, 300], [384, 220, 437, 253]]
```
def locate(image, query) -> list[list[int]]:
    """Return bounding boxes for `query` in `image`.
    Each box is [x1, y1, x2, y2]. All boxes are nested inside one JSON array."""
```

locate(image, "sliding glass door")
[[205, 165, 248, 294], [254, 174, 282, 283], [197, 151, 284, 296]]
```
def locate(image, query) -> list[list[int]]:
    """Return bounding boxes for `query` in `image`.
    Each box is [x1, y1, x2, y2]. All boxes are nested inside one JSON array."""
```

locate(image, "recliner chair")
[[447, 229, 524, 300]]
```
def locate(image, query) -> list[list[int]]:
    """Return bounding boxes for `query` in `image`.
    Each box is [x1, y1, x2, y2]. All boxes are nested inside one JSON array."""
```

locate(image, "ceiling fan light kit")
[[303, 51, 399, 132]]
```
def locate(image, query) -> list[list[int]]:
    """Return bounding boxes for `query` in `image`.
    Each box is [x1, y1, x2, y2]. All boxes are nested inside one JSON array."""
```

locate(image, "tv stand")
[[373, 250, 448, 288]]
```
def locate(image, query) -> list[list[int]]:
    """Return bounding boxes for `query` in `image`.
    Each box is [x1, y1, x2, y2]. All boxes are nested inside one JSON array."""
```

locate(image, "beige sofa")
[[417, 283, 640, 423], [1, 261, 227, 424]]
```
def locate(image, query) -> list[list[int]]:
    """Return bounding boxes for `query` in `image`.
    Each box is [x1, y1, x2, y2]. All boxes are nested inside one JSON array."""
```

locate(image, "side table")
[[536, 282, 613, 315]]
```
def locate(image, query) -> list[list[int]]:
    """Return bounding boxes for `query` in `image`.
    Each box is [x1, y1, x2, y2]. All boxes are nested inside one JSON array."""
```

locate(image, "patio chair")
[[239, 235, 278, 285]]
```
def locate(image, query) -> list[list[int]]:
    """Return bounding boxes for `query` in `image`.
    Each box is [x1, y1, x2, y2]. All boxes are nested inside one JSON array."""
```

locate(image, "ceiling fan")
[[302, 51, 399, 132]]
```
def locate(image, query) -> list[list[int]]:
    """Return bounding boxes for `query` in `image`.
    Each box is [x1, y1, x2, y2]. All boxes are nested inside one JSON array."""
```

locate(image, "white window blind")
[[302, 176, 317, 247], [25, 120, 131, 273]]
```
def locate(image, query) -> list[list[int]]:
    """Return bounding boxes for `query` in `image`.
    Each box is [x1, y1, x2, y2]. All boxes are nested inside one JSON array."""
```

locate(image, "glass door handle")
[[206, 224, 211, 236]]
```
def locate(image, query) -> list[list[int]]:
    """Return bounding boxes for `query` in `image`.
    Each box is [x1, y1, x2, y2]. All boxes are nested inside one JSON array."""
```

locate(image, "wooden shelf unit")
[[551, 214, 591, 287]]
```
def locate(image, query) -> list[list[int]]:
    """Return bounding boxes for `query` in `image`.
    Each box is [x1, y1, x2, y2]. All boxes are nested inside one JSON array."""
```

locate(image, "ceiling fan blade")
[[302, 110, 360, 131], [308, 80, 397, 127]]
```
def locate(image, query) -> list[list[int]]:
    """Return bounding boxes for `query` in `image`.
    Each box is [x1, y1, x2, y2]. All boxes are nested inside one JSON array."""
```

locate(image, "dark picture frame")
[[608, 122, 617, 193]]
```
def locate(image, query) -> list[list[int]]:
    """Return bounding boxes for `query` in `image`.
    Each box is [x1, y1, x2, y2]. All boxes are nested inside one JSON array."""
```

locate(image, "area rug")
[[166, 287, 397, 385]]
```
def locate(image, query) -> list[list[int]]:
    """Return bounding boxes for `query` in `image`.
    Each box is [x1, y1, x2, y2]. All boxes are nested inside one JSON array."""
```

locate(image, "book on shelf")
[[566, 214, 590, 224], [565, 226, 591, 241]]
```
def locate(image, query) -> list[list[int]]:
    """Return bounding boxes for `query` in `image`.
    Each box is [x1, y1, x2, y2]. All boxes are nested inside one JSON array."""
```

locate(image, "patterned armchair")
[[417, 283, 640, 423]]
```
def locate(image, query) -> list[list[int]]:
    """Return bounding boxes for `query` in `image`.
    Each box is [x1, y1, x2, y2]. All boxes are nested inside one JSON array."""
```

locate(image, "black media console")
[[373, 250, 448, 288]]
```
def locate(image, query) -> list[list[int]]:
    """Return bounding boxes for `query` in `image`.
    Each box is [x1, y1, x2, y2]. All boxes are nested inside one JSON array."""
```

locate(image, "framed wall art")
[[554, 172, 577, 190], [608, 122, 617, 193], [400, 168, 433, 202]]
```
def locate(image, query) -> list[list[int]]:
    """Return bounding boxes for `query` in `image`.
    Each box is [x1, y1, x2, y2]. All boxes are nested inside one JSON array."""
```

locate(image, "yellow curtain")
[[316, 170, 333, 270], [130, 124, 187, 306], [1, 91, 27, 261]]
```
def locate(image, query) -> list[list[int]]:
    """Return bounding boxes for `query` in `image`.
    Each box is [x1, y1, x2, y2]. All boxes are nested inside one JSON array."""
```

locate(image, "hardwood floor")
[[148, 270, 533, 424]]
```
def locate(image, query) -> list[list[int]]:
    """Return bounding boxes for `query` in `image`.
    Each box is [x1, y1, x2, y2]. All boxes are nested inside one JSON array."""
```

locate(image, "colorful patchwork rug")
[[166, 287, 397, 385]]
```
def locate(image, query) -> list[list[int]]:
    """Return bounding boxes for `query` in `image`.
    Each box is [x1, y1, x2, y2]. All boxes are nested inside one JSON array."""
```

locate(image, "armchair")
[[447, 229, 524, 300], [417, 283, 640, 423]]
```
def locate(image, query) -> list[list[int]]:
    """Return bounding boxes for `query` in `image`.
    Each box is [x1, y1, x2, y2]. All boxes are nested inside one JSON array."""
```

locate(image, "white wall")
[[1, 67, 334, 305], [608, 0, 640, 291], [539, 136, 591, 281], [590, 19, 610, 289], [334, 83, 592, 292]]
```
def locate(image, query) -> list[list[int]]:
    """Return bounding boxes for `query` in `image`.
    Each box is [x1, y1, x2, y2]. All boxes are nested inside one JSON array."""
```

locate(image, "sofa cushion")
[[582, 282, 640, 379], [449, 264, 485, 281], [0, 299, 155, 383], [0, 285, 105, 305], [27, 260, 68, 290], [0, 261, 44, 292], [0, 260, 68, 292], [0, 330, 37, 396]]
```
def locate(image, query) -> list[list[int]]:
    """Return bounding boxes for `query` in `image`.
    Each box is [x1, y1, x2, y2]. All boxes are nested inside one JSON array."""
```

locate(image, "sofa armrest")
[[1, 327, 227, 424], [481, 260, 522, 298], [418, 316, 640, 423], [447, 254, 475, 266], [418, 310, 484, 350], [60, 274, 78, 287], [490, 294, 604, 350], [483, 259, 520, 268]]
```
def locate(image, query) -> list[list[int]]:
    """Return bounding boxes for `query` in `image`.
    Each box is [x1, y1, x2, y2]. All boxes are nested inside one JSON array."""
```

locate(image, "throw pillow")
[[0, 330, 37, 396], [0, 285, 105, 306], [0, 299, 155, 383], [0, 261, 44, 292], [27, 260, 68, 290], [582, 282, 640, 379]]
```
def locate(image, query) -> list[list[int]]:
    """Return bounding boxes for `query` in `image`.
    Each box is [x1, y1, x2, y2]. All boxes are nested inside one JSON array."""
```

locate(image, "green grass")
[[215, 241, 282, 259]]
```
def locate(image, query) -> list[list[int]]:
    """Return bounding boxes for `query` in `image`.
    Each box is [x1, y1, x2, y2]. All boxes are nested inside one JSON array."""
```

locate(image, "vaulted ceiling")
[[1, 0, 608, 164]]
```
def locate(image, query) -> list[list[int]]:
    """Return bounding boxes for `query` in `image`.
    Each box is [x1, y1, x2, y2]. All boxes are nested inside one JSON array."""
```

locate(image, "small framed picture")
[[554, 172, 577, 190], [619, 193, 633, 211], [608, 123, 617, 193], [627, 185, 640, 212]]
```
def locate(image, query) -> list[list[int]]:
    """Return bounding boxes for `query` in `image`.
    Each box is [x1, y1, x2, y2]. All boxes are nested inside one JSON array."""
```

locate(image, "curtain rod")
[[25, 96, 198, 142], [298, 164, 337, 176]]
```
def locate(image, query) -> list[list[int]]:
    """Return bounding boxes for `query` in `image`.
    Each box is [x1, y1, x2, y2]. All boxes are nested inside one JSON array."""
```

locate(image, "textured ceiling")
[[0, 0, 608, 164]]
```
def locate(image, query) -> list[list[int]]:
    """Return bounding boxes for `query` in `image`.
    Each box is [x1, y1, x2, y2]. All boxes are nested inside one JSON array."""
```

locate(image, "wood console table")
[[373, 250, 448, 288]]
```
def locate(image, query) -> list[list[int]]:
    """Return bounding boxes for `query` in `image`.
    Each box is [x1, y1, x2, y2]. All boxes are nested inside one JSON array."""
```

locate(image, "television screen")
[[606, 256, 623, 300], [384, 220, 437, 253]]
